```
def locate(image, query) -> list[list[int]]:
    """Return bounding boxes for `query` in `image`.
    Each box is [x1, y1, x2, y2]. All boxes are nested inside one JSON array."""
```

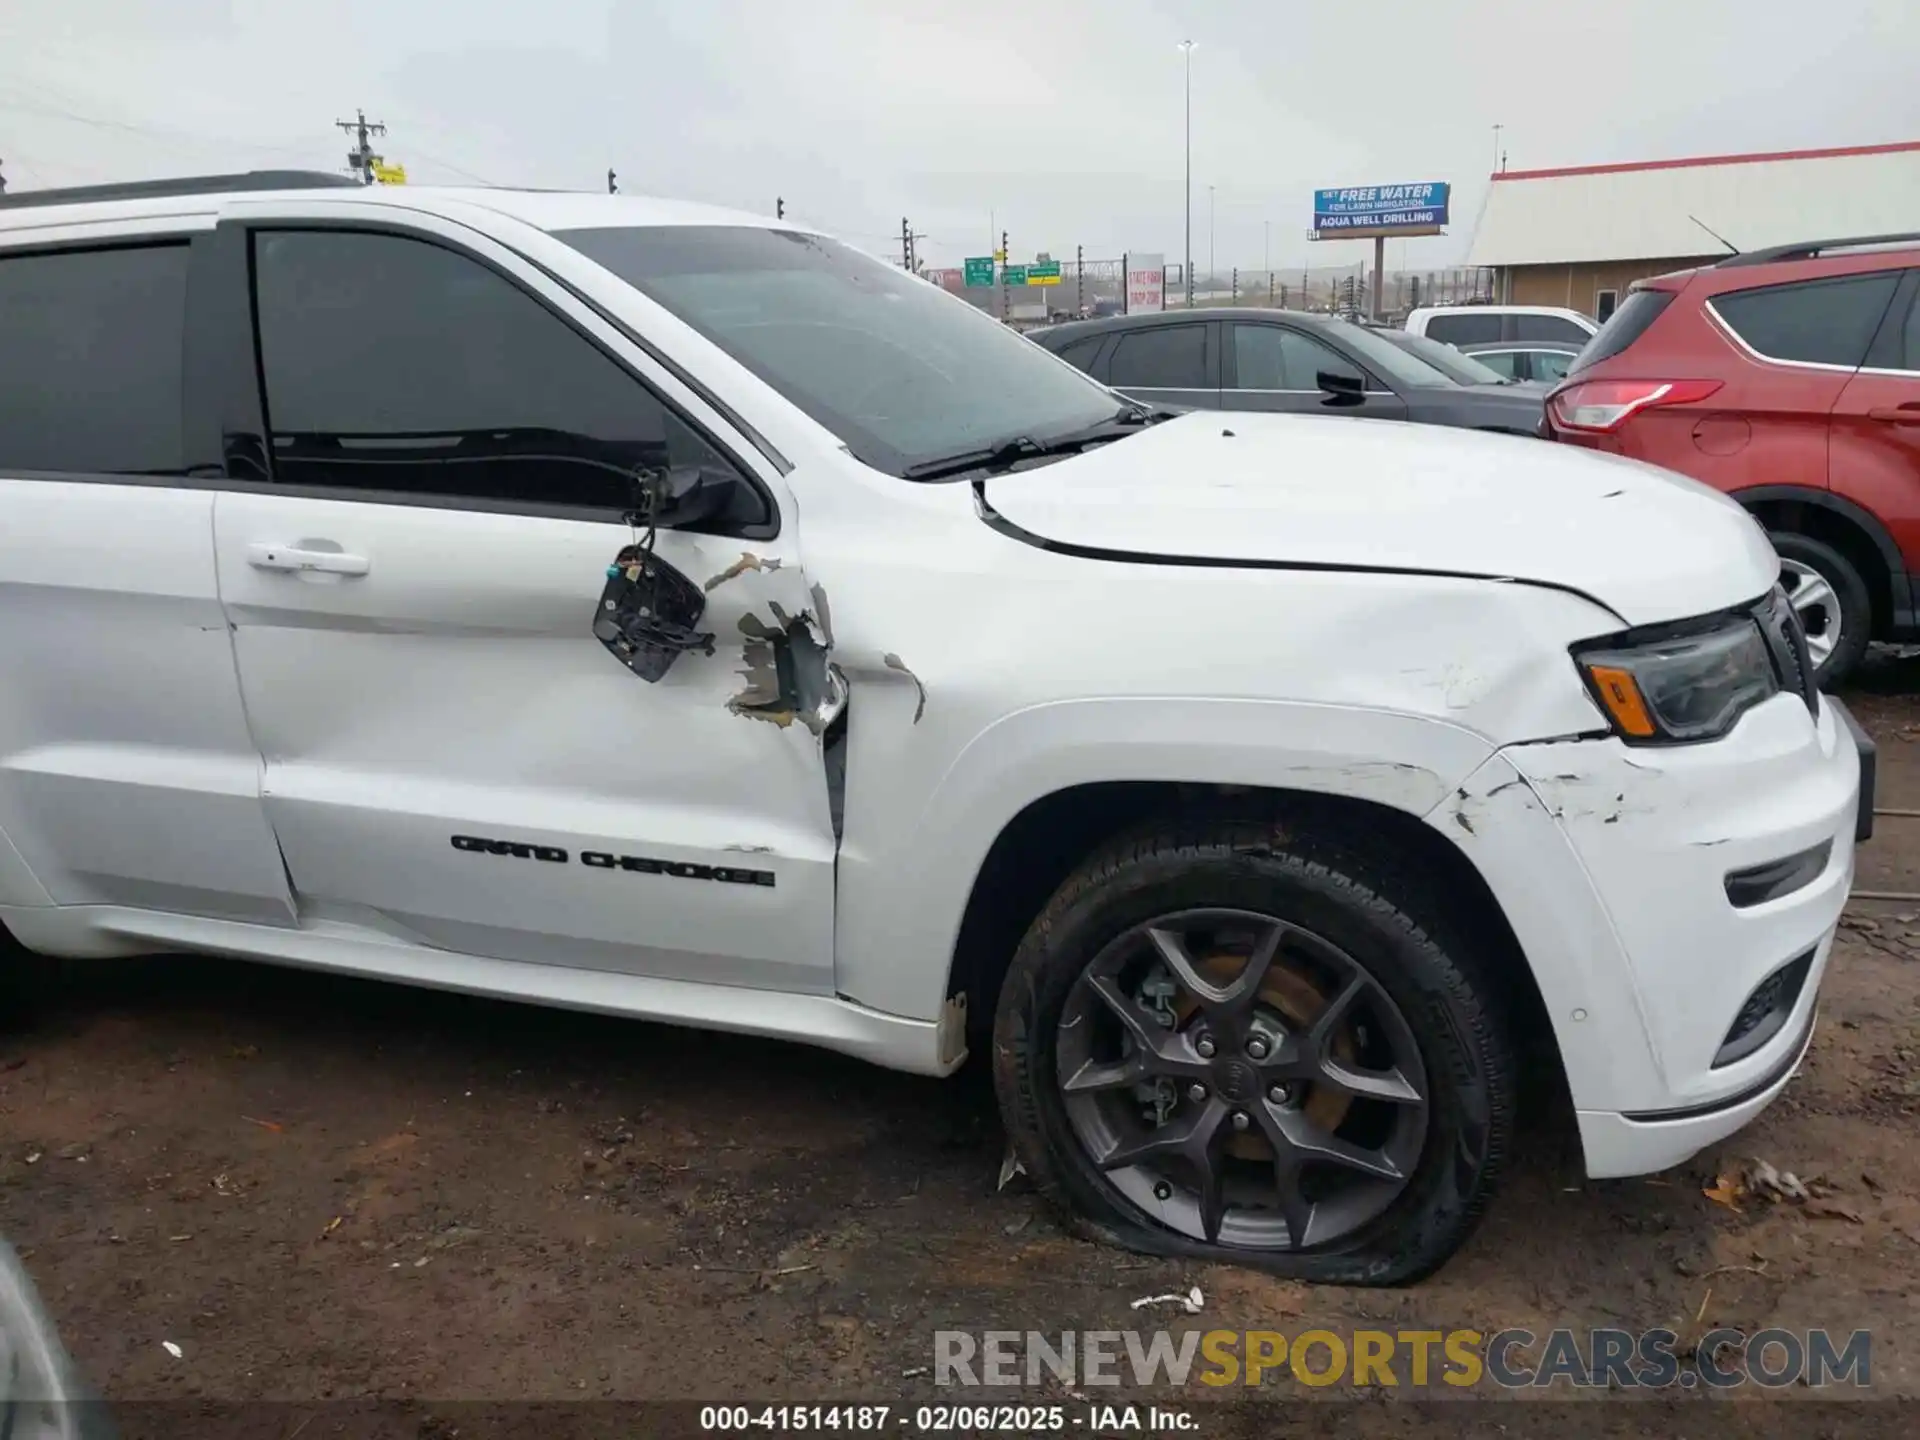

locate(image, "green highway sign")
[[963, 256, 995, 287], [1029, 259, 1061, 280], [1002, 264, 1028, 285]]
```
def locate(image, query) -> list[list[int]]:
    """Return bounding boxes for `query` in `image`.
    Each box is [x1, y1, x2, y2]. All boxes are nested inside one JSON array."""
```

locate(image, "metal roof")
[[1466, 140, 1920, 268]]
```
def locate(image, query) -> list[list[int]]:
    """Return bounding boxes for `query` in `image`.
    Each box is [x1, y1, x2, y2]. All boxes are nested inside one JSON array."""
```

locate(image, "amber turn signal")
[[1584, 664, 1657, 738]]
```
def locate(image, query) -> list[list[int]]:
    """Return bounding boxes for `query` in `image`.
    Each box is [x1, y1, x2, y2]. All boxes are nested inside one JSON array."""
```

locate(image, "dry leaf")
[[1703, 1174, 1745, 1212]]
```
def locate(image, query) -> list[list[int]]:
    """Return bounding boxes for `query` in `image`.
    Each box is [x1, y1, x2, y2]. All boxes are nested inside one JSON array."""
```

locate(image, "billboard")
[[1125, 253, 1165, 312], [1311, 182, 1449, 239]]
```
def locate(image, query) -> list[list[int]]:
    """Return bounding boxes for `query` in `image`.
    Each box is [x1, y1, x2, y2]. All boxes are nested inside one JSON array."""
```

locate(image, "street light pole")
[[1178, 40, 1196, 308]]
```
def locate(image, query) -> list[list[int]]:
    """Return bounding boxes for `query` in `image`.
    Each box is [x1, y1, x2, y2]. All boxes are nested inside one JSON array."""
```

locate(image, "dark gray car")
[[1030, 309, 1546, 436]]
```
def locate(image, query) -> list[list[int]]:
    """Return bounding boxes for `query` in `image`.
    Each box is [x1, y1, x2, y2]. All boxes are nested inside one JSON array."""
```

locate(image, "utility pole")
[[0, 158, 7, 195], [335, 109, 388, 185], [1000, 228, 1009, 322], [1231, 267, 1238, 303], [902, 217, 913, 271], [776, 197, 785, 220], [1076, 244, 1084, 314], [607, 169, 618, 194], [1207, 184, 1216, 296]]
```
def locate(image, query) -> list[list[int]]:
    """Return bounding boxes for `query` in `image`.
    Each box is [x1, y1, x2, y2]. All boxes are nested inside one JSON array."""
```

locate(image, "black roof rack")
[[0, 170, 363, 211], [1715, 231, 1920, 268]]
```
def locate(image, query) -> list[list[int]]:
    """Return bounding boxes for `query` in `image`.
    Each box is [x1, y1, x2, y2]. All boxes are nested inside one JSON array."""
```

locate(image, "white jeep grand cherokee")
[[0, 173, 1871, 1284]]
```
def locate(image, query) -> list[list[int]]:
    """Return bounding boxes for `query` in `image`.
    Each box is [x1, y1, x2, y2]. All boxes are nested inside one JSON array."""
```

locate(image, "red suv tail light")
[[1549, 378, 1724, 433]]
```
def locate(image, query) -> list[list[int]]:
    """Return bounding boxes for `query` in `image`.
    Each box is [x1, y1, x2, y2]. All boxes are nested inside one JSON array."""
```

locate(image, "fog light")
[[1713, 951, 1814, 1068]]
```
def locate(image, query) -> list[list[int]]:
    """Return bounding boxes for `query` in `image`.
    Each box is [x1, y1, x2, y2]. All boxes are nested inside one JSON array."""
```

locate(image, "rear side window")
[[1424, 313, 1501, 346], [1532, 350, 1576, 382], [1567, 289, 1676, 375], [1471, 351, 1523, 381], [1054, 334, 1105, 373], [1709, 272, 1901, 368], [1514, 314, 1592, 345], [1108, 325, 1208, 388], [0, 243, 188, 475]]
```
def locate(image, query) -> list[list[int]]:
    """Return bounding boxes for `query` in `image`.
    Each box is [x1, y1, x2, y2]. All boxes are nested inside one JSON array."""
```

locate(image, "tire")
[[1769, 531, 1870, 690], [992, 819, 1514, 1287]]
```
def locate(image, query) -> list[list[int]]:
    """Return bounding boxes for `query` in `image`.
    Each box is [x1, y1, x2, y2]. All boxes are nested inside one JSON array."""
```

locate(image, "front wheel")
[[992, 821, 1514, 1286], [1769, 531, 1870, 689]]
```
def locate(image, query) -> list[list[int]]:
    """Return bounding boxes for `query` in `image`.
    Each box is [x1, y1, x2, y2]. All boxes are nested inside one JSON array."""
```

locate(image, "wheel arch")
[[1736, 485, 1910, 639], [943, 780, 1564, 1096]]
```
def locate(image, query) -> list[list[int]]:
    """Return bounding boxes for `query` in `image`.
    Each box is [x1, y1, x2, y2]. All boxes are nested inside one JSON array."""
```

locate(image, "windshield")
[[1318, 320, 1458, 389], [555, 225, 1122, 477], [1374, 329, 1508, 386]]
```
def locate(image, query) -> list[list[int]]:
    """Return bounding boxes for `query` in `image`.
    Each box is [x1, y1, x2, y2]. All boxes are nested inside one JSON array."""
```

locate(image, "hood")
[[977, 411, 1779, 627], [1419, 382, 1549, 426]]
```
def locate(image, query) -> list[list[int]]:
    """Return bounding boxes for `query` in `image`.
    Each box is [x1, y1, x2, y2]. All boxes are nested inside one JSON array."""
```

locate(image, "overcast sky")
[[2, 0, 1916, 274]]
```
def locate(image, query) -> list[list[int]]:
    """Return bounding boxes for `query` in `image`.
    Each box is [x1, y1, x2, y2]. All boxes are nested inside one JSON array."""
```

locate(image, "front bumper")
[[1435, 691, 1866, 1178]]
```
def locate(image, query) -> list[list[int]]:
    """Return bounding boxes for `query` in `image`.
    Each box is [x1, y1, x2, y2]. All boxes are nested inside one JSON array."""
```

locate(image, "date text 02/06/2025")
[[697, 1404, 1198, 1433]]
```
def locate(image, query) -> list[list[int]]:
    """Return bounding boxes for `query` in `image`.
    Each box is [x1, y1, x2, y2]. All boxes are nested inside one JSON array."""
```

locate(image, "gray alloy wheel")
[[1778, 557, 1842, 672], [1054, 907, 1428, 1251]]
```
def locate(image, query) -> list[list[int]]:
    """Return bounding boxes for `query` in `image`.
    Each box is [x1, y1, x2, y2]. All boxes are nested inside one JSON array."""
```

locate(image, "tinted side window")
[[1906, 289, 1920, 370], [1055, 335, 1105, 374], [1514, 315, 1592, 344], [1230, 326, 1288, 388], [1278, 330, 1366, 389], [1711, 272, 1901, 368], [1425, 313, 1501, 346], [1567, 289, 1674, 375], [1108, 325, 1208, 388], [252, 230, 763, 525], [0, 243, 188, 476]]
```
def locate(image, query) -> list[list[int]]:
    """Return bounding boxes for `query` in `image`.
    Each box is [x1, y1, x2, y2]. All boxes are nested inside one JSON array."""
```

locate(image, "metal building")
[[1467, 139, 1920, 321]]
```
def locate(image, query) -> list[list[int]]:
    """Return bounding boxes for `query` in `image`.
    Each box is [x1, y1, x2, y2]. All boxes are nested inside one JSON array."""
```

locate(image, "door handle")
[[1867, 406, 1920, 425], [246, 542, 371, 576]]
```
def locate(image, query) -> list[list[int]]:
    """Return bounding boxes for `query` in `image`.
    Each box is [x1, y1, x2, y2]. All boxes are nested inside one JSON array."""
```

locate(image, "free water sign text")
[[1311, 182, 1450, 235]]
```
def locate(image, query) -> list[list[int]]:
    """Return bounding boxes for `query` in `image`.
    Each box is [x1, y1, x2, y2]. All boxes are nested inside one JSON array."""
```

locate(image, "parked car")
[[1407, 304, 1598, 349], [0, 172, 1871, 1285], [1030, 309, 1546, 435], [1546, 232, 1920, 687], [1356, 323, 1542, 390], [1460, 342, 1582, 385]]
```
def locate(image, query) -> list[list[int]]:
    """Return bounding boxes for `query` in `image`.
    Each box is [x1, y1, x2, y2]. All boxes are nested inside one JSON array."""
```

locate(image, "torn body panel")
[[1501, 694, 1855, 1100]]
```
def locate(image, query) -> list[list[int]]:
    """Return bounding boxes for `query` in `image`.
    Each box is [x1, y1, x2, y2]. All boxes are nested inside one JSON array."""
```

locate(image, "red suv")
[[1546, 235, 1920, 687]]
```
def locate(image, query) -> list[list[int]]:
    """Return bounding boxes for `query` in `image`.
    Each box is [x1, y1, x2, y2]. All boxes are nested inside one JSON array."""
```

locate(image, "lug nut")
[[1231, 1111, 1250, 1131], [1246, 1036, 1270, 1060], [1187, 1083, 1208, 1102], [1195, 1037, 1217, 1058], [1153, 1180, 1173, 1201], [1268, 1084, 1292, 1106]]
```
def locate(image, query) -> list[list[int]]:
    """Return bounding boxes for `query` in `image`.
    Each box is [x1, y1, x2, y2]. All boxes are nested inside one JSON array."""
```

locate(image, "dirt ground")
[[7, 659, 1920, 1436]]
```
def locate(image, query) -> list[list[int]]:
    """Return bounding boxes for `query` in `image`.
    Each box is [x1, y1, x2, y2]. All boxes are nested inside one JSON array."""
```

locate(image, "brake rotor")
[[1175, 952, 1358, 1158]]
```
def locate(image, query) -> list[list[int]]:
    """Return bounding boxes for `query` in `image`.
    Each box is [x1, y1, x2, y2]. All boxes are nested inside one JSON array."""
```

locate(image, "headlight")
[[1573, 613, 1779, 743]]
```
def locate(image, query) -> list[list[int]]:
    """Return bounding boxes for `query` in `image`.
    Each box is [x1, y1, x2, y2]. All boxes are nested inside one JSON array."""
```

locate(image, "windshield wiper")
[[902, 405, 1170, 481]]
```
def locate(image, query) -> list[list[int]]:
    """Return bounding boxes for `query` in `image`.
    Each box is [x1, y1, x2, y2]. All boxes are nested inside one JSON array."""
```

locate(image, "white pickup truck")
[[0, 173, 1871, 1284]]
